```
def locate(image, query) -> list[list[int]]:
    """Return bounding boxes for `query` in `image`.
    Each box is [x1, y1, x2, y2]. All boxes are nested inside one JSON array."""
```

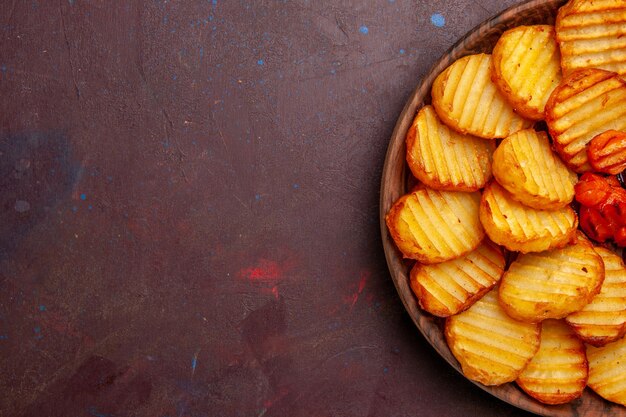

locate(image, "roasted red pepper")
[[575, 172, 626, 247]]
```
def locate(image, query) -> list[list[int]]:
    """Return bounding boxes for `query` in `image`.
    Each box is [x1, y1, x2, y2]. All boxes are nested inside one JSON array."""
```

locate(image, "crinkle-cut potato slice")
[[566, 247, 626, 347], [498, 233, 605, 322], [431, 53, 533, 139], [556, 0, 626, 76], [516, 319, 588, 405], [588, 129, 626, 175], [406, 105, 495, 191], [385, 188, 484, 264], [545, 68, 626, 173], [492, 129, 577, 210], [409, 240, 505, 317], [445, 288, 541, 386], [479, 181, 578, 253], [491, 25, 562, 120], [587, 334, 626, 406]]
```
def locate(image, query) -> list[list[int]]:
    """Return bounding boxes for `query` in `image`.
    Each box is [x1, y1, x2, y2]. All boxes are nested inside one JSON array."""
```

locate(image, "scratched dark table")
[[0, 1, 538, 416]]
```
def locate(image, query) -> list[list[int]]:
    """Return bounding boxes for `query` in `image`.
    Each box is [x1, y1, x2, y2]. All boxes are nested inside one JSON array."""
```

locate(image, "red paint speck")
[[263, 387, 290, 409], [238, 259, 283, 282], [345, 271, 370, 308]]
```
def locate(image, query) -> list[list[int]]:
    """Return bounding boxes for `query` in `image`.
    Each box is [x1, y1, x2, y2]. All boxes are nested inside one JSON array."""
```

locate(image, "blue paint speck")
[[255, 194, 261, 201], [88, 406, 113, 417], [34, 327, 40, 333], [293, 183, 300, 189], [359, 25, 369, 35], [80, 193, 87, 200], [430, 13, 446, 27], [257, 59, 264, 66], [88, 205, 93, 210], [72, 206, 78, 213], [172, 74, 177, 80], [330, 68, 336, 75], [39, 305, 46, 311], [199, 47, 204, 58], [0, 335, 8, 340], [68, 0, 74, 4], [399, 49, 405, 55], [384, 367, 389, 374]]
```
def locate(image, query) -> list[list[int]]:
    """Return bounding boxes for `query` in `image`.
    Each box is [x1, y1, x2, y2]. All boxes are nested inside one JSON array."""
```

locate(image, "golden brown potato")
[[545, 68, 626, 173], [406, 105, 495, 191], [385, 187, 484, 264], [566, 247, 626, 347], [431, 53, 532, 139], [556, 0, 626, 77], [498, 233, 605, 322], [491, 25, 562, 120], [445, 288, 541, 386], [492, 128, 577, 210], [410, 240, 505, 317], [479, 181, 578, 253], [516, 319, 588, 405], [587, 334, 626, 406]]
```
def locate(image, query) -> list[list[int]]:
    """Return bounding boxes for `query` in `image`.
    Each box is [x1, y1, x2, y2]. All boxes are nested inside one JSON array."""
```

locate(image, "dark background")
[[0, 1, 535, 416]]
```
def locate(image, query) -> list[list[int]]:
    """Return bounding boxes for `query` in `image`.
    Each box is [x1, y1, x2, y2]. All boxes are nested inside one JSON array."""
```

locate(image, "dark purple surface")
[[0, 1, 536, 416]]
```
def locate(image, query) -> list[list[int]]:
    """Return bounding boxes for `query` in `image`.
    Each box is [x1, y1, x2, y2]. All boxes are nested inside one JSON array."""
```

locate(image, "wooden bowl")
[[379, 0, 626, 415]]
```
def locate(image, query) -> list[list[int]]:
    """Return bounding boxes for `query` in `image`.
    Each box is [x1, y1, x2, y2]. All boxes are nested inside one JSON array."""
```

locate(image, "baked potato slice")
[[385, 187, 484, 264], [445, 288, 541, 386], [431, 53, 533, 139], [498, 232, 605, 322], [492, 128, 577, 210], [516, 319, 588, 405], [491, 25, 562, 120], [556, 0, 626, 76], [406, 105, 495, 191], [545, 68, 626, 172], [587, 334, 626, 406], [479, 181, 578, 253], [566, 247, 626, 347], [410, 240, 505, 317]]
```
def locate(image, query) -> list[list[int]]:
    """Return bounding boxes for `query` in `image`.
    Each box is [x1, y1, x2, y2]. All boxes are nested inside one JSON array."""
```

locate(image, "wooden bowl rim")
[[379, 0, 626, 415]]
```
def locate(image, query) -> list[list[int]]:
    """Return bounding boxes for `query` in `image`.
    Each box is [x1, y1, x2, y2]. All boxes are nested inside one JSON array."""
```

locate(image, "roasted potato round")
[[492, 128, 577, 210], [386, 187, 484, 264], [406, 105, 495, 191], [516, 319, 588, 405], [566, 247, 626, 347], [445, 288, 541, 386], [556, 0, 626, 77], [545, 68, 626, 173], [499, 232, 605, 322], [410, 240, 504, 317], [431, 53, 532, 139], [479, 181, 578, 253], [587, 335, 626, 406], [491, 25, 562, 120]]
